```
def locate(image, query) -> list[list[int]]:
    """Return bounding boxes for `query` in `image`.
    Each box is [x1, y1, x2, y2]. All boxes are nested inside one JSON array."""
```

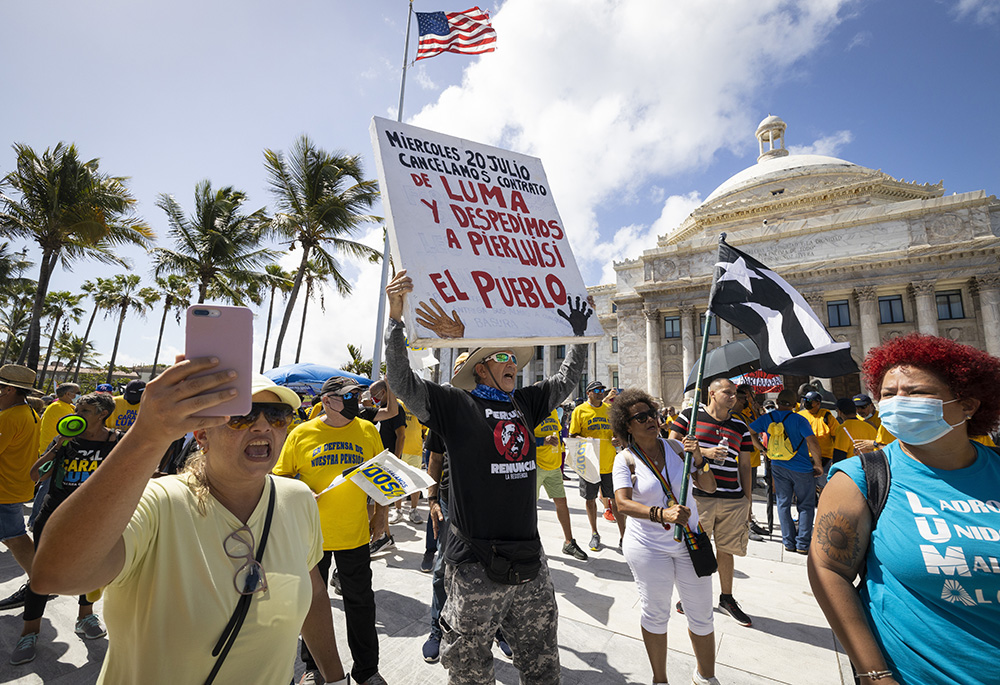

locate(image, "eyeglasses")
[[323, 391, 357, 402], [590, 388, 607, 394], [628, 409, 658, 424], [227, 403, 294, 430], [224, 524, 268, 595], [482, 352, 517, 365]]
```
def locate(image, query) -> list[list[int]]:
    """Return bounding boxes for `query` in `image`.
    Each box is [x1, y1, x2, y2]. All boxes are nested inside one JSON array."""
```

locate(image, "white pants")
[[623, 536, 714, 635]]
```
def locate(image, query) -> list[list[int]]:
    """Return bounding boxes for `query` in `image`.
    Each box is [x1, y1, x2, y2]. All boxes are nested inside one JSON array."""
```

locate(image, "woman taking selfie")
[[31, 358, 348, 684], [609, 388, 719, 685], [809, 334, 1000, 685]]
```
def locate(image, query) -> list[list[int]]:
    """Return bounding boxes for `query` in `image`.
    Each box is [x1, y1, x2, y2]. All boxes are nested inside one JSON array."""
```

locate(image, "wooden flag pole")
[[674, 232, 726, 542]]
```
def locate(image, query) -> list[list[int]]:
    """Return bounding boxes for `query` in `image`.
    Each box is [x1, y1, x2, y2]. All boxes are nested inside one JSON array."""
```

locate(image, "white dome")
[[704, 153, 863, 203]]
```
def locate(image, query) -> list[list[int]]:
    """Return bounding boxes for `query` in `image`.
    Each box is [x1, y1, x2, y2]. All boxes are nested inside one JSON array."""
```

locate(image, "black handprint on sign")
[[557, 295, 593, 336]]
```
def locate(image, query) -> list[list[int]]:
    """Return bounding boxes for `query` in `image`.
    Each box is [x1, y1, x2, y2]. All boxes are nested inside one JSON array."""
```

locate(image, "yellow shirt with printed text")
[[105, 396, 140, 432], [571, 402, 615, 473], [274, 417, 383, 550], [534, 409, 563, 471]]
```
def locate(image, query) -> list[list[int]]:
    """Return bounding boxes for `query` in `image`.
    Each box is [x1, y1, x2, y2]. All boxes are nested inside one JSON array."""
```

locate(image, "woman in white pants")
[[610, 388, 720, 685]]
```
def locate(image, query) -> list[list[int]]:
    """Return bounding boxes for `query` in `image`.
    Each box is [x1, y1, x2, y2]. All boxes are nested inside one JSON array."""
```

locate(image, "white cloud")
[[846, 30, 872, 50], [409, 0, 852, 284], [414, 64, 437, 90], [788, 130, 854, 156], [953, 0, 1000, 24]]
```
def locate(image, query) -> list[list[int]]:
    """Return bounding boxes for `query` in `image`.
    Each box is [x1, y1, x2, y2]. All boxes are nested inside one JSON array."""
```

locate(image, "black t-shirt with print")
[[423, 383, 554, 564], [36, 432, 120, 533]]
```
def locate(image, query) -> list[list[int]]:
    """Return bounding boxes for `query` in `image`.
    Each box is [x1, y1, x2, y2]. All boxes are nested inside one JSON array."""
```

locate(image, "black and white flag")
[[709, 239, 859, 377]]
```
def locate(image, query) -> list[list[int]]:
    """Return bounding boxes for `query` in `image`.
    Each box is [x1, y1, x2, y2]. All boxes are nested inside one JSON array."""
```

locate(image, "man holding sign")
[[274, 376, 388, 685], [385, 270, 585, 685]]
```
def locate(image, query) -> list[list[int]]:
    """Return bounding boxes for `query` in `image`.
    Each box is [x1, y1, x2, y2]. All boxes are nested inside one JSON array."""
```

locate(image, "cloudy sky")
[[2, 0, 998, 374]]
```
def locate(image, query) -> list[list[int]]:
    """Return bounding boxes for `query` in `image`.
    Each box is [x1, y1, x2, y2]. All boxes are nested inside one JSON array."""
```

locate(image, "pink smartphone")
[[184, 305, 253, 418]]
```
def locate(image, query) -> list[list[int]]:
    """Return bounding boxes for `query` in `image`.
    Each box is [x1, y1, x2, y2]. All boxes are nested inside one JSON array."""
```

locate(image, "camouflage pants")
[[440, 556, 560, 684]]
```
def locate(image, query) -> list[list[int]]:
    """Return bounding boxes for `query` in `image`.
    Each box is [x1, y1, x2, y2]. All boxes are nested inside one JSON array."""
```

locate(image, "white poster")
[[318, 449, 436, 506], [564, 437, 602, 484], [371, 116, 604, 347]]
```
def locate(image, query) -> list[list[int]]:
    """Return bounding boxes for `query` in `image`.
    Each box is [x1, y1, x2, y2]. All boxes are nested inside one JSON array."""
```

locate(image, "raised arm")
[[31, 357, 236, 595], [384, 270, 434, 424], [373, 384, 399, 423], [541, 344, 587, 415]]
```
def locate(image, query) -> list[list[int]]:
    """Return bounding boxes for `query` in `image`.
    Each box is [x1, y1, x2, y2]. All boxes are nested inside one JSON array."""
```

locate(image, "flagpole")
[[371, 0, 415, 380], [675, 232, 726, 542]]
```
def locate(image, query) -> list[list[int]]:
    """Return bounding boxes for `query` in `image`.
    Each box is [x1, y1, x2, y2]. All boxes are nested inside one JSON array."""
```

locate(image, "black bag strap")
[[205, 476, 277, 685], [859, 449, 890, 529]]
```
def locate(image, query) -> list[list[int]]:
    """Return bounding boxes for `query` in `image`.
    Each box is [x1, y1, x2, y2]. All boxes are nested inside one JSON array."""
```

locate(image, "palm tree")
[[58, 334, 101, 385], [0, 242, 32, 304], [264, 136, 381, 367], [259, 264, 295, 373], [72, 277, 116, 384], [0, 142, 153, 371], [152, 180, 277, 305], [340, 344, 373, 377], [294, 259, 333, 364], [150, 274, 192, 378], [0, 301, 30, 366], [37, 290, 85, 387], [103, 274, 159, 384]]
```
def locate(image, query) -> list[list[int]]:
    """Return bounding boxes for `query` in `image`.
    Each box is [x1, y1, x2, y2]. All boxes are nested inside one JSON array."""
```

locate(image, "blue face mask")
[[878, 396, 965, 445]]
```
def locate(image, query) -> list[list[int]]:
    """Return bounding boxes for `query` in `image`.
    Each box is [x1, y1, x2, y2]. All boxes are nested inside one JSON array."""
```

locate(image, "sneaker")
[[420, 550, 435, 573], [408, 508, 423, 525], [362, 674, 387, 685], [9, 633, 37, 665], [422, 634, 441, 663], [676, 600, 684, 615], [796, 548, 809, 555], [562, 539, 588, 560], [299, 670, 322, 685], [0, 584, 27, 611], [588, 532, 601, 551], [719, 594, 752, 627], [784, 546, 796, 553], [693, 669, 722, 685], [369, 534, 395, 556], [749, 521, 770, 537], [495, 636, 512, 659], [74, 614, 107, 639], [603, 508, 616, 522], [748, 529, 764, 542], [330, 569, 342, 595], [388, 508, 402, 524]]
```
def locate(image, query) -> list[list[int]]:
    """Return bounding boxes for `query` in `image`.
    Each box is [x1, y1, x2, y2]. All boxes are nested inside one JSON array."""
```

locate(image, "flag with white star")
[[415, 7, 497, 61], [709, 239, 859, 377]]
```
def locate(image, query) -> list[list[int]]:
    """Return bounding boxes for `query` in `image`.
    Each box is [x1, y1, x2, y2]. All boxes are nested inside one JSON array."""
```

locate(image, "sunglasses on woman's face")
[[482, 352, 517, 365], [227, 402, 294, 430], [628, 409, 658, 424]]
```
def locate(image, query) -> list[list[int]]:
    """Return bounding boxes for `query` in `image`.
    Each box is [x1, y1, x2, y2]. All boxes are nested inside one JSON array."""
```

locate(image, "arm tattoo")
[[814, 510, 862, 567]]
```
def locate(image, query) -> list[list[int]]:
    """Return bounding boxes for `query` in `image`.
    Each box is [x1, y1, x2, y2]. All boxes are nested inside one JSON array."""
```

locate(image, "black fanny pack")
[[452, 525, 541, 585]]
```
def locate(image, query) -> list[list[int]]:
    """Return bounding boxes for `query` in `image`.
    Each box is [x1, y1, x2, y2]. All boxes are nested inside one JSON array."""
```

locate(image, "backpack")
[[766, 412, 802, 461]]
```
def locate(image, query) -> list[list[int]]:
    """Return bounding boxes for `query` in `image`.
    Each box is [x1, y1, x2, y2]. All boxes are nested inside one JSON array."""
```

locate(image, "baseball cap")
[[586, 381, 607, 393], [853, 394, 873, 407], [321, 376, 363, 397], [803, 390, 822, 405], [123, 380, 146, 405], [96, 383, 113, 393]]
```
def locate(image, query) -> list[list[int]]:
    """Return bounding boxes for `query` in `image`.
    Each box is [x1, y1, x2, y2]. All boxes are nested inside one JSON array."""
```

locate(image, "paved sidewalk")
[[0, 477, 848, 684]]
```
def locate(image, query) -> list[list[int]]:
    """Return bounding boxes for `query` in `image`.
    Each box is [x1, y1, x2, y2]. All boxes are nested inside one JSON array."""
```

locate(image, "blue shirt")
[[830, 442, 1000, 685], [750, 409, 813, 473]]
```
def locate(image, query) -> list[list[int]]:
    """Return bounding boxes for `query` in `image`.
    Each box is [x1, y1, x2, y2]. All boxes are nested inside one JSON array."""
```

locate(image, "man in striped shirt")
[[668, 378, 755, 627]]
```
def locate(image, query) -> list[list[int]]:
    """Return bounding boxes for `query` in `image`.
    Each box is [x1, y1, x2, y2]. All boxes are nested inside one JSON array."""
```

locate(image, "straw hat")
[[0, 365, 41, 396], [450, 346, 534, 391]]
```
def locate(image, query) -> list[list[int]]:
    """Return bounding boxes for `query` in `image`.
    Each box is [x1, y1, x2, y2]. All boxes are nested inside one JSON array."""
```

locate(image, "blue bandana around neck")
[[471, 384, 512, 403]]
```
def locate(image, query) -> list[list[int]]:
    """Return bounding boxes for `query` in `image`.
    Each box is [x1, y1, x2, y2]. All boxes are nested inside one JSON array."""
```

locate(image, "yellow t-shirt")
[[570, 402, 615, 474], [876, 423, 897, 446], [971, 434, 997, 447], [797, 407, 838, 462], [105, 396, 140, 432], [274, 417, 384, 551], [738, 406, 762, 468], [834, 417, 878, 456], [307, 402, 325, 420], [0, 403, 40, 504], [534, 409, 563, 471], [864, 410, 882, 431], [104, 475, 322, 684], [398, 401, 425, 458], [38, 398, 74, 455]]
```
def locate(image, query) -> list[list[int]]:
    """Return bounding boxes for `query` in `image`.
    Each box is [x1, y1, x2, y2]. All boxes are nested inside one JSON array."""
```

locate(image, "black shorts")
[[579, 472, 614, 500]]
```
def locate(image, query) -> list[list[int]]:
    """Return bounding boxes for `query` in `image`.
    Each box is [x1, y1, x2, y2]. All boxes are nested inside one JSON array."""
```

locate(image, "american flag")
[[415, 7, 497, 61]]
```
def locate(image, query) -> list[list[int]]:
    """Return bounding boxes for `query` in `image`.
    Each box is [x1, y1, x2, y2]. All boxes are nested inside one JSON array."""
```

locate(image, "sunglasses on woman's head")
[[628, 409, 658, 424], [482, 352, 517, 365], [227, 403, 294, 430]]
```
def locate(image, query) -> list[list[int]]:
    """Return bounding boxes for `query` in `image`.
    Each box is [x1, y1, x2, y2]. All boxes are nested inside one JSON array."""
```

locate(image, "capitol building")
[[435, 116, 1000, 405]]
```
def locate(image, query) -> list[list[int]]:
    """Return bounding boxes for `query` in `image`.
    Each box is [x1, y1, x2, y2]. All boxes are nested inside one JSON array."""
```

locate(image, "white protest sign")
[[370, 116, 604, 347], [317, 449, 436, 506], [564, 437, 602, 484]]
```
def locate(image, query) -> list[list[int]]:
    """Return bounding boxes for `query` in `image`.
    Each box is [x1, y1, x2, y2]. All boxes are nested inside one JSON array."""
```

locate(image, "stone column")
[[804, 292, 826, 325], [910, 281, 938, 337], [644, 307, 662, 399], [590, 342, 599, 386], [854, 286, 880, 356], [542, 345, 553, 378], [718, 320, 734, 345], [679, 304, 696, 390], [977, 275, 1000, 358]]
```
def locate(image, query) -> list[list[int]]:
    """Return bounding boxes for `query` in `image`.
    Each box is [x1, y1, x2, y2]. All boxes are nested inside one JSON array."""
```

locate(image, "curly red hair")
[[863, 334, 1000, 436]]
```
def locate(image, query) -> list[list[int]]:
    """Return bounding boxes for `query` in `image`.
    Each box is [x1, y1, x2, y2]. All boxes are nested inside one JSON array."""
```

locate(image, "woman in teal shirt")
[[809, 334, 1000, 685]]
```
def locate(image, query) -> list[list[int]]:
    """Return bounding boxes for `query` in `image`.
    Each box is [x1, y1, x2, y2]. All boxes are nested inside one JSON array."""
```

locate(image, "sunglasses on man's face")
[[227, 403, 294, 430], [482, 352, 517, 365], [323, 391, 357, 402], [628, 409, 658, 424]]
